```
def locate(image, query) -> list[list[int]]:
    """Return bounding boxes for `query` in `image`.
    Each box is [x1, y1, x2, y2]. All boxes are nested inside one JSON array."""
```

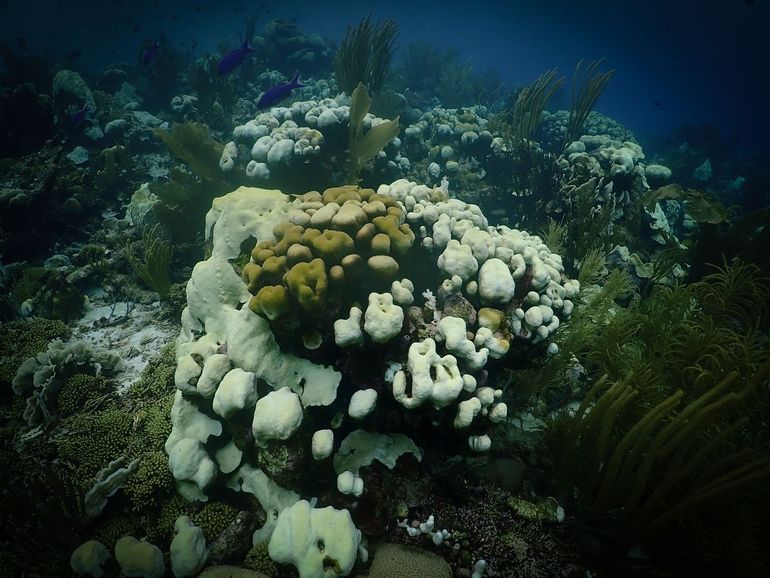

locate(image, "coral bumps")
[[243, 184, 419, 327], [166, 180, 580, 576]]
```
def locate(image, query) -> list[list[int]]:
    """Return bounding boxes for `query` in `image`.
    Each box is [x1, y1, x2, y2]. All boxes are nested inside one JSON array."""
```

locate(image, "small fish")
[[70, 104, 89, 127], [652, 100, 663, 108], [66, 49, 82, 60], [217, 38, 255, 75], [141, 40, 161, 65], [133, 24, 141, 33], [16, 36, 27, 50], [257, 73, 304, 109]]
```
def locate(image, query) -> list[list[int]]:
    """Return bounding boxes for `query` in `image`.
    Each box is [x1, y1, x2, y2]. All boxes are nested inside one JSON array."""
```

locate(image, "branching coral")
[[57, 408, 135, 481], [695, 256, 770, 332], [477, 139, 558, 230], [559, 175, 618, 263]]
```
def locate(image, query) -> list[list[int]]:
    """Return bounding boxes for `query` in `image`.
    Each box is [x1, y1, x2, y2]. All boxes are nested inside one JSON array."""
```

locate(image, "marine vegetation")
[[334, 15, 399, 95], [479, 68, 566, 231], [539, 257, 770, 574], [124, 224, 173, 298], [346, 82, 401, 183], [563, 59, 615, 149], [643, 182, 729, 225], [493, 68, 565, 142], [149, 122, 232, 242]]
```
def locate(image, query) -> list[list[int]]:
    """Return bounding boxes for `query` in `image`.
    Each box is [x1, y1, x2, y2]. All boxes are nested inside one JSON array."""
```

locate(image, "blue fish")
[[217, 38, 254, 75], [257, 73, 304, 109], [141, 40, 161, 65], [70, 104, 89, 127]]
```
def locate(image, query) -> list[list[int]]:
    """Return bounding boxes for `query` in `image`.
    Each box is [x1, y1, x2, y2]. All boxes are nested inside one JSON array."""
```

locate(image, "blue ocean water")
[[2, 0, 768, 150]]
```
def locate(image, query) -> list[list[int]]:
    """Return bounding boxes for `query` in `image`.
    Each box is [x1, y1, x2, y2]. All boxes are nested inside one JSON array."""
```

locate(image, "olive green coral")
[[122, 450, 174, 510], [193, 501, 239, 543], [243, 542, 278, 577], [0, 317, 69, 386], [251, 285, 291, 321], [129, 343, 177, 400], [285, 258, 328, 315], [57, 408, 134, 480], [242, 185, 417, 344], [56, 373, 109, 416]]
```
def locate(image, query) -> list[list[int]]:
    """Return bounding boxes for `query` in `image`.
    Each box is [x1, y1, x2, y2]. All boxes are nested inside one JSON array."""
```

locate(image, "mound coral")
[[160, 176, 578, 578]]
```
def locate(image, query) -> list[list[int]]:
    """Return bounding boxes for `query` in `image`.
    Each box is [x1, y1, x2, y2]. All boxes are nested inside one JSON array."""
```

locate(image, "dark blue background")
[[3, 0, 768, 151]]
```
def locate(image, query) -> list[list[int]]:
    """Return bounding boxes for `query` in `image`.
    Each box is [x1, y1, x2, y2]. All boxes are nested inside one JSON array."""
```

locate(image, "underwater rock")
[[53, 69, 95, 112], [104, 118, 128, 137], [208, 511, 259, 564], [645, 163, 672, 185], [67, 146, 90, 165]]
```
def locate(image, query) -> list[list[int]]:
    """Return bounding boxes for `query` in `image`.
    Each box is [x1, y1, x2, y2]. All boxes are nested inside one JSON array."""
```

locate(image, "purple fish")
[[257, 73, 304, 109], [217, 38, 254, 75], [70, 104, 89, 127], [141, 40, 160, 65]]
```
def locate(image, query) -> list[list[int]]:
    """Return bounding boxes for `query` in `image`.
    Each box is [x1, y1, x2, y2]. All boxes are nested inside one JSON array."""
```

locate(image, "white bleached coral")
[[363, 292, 404, 344], [252, 386, 304, 448], [392, 338, 464, 409], [268, 500, 362, 578], [229, 96, 408, 180], [334, 306, 364, 348]]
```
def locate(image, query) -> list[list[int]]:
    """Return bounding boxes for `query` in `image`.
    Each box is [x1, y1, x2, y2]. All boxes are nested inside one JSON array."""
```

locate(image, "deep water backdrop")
[[2, 0, 769, 152]]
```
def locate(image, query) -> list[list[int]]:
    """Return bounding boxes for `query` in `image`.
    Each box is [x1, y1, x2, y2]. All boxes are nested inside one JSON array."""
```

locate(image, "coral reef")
[[0, 15, 767, 578]]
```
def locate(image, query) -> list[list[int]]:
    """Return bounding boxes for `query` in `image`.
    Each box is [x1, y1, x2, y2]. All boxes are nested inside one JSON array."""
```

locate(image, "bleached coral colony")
[[164, 176, 576, 576]]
